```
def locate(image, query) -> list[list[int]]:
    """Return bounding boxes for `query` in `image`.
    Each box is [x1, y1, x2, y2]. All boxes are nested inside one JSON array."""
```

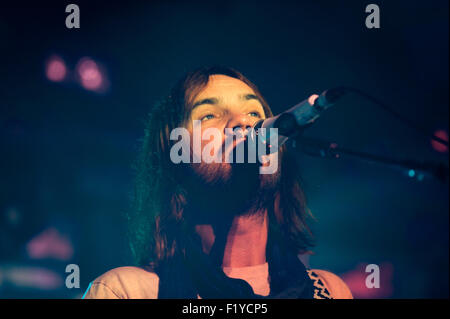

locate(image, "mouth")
[[223, 134, 248, 163]]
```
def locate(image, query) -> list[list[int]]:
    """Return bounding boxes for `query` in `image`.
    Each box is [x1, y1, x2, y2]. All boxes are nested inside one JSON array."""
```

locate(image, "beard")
[[180, 143, 281, 223]]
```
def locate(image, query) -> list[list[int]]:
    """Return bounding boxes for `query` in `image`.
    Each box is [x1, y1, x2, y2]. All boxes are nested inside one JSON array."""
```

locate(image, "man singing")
[[83, 66, 353, 299]]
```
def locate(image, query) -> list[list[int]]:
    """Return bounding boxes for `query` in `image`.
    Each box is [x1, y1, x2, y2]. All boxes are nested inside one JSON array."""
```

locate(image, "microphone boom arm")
[[292, 135, 449, 183]]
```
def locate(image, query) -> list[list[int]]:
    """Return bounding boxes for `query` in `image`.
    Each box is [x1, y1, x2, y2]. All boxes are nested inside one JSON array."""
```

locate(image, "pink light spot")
[[340, 262, 394, 299], [26, 227, 74, 261], [77, 58, 103, 91], [431, 130, 448, 153], [45, 56, 67, 82], [8, 267, 63, 290]]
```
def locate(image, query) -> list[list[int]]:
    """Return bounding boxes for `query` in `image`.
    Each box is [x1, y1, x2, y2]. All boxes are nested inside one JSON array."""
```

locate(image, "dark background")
[[0, 0, 448, 298]]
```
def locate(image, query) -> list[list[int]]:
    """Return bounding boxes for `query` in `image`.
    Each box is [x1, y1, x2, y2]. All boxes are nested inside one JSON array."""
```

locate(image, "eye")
[[201, 114, 215, 121], [248, 111, 261, 118]]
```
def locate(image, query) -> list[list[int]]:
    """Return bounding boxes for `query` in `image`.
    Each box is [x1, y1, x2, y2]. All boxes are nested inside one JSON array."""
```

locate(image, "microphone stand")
[[291, 135, 449, 183]]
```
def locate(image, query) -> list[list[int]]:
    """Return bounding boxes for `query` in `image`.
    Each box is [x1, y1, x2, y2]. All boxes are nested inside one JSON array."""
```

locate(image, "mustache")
[[191, 129, 258, 164]]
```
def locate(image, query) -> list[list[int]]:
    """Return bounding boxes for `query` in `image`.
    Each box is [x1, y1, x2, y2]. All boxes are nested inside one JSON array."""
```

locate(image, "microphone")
[[248, 88, 347, 153]]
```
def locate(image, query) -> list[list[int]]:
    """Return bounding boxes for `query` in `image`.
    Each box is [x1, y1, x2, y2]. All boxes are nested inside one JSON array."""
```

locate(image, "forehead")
[[194, 74, 256, 99]]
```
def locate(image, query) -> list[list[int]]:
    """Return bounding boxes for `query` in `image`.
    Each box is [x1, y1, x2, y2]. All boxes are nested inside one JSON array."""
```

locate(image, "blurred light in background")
[[340, 262, 394, 299], [0, 266, 64, 291], [26, 227, 74, 261], [76, 57, 109, 93], [431, 129, 449, 153], [45, 55, 67, 82], [5, 207, 22, 227]]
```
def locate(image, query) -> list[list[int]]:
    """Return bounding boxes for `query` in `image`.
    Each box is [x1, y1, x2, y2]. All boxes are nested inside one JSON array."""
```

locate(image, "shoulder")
[[307, 269, 353, 299], [82, 266, 160, 299]]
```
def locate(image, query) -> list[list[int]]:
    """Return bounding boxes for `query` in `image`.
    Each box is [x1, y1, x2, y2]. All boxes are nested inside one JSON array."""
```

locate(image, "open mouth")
[[223, 134, 248, 163]]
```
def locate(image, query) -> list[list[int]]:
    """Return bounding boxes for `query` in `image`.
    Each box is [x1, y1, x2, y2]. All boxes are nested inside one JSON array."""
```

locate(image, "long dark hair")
[[128, 66, 316, 298]]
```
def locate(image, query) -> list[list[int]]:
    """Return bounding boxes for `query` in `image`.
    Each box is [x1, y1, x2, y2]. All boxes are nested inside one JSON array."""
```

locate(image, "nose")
[[226, 113, 253, 134]]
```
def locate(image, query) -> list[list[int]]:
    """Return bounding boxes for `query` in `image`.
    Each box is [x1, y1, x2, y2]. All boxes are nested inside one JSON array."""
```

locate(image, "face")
[[186, 75, 266, 182], [180, 75, 277, 217]]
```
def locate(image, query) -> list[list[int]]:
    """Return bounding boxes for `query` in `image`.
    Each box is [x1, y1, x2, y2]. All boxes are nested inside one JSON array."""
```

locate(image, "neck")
[[195, 210, 268, 268]]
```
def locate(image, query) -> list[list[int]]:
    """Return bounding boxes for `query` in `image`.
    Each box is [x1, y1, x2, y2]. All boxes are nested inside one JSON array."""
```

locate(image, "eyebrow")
[[241, 93, 260, 102], [192, 97, 219, 109], [191, 94, 261, 110]]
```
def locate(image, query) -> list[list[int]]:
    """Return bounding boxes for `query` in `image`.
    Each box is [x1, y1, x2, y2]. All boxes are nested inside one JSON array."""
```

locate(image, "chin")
[[184, 160, 274, 217]]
